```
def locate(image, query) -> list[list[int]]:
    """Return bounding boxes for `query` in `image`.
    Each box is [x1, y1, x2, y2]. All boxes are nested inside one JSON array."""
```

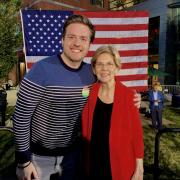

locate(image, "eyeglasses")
[[65, 34, 90, 43], [95, 62, 116, 69]]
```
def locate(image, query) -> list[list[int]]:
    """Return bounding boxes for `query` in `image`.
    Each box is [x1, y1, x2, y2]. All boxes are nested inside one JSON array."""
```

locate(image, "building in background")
[[127, 0, 180, 85]]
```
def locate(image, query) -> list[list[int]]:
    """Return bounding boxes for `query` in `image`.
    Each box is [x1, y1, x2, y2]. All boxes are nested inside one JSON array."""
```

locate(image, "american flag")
[[21, 10, 149, 92]]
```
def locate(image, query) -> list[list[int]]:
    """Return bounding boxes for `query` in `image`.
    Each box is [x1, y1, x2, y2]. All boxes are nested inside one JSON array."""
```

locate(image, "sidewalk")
[[140, 100, 176, 127], [6, 88, 18, 107]]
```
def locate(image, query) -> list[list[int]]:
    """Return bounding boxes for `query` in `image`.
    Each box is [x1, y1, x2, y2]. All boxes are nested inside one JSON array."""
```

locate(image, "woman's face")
[[93, 53, 119, 84]]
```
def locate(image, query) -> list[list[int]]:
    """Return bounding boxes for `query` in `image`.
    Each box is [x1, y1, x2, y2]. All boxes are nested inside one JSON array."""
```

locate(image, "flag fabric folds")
[[21, 10, 149, 92]]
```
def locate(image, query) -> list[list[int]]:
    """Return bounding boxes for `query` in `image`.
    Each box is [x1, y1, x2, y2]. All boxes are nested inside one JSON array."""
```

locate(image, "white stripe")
[[118, 68, 147, 75], [95, 30, 148, 38], [121, 56, 148, 63], [83, 56, 148, 64], [26, 56, 49, 62], [90, 43, 148, 51], [121, 80, 148, 87], [90, 17, 148, 25]]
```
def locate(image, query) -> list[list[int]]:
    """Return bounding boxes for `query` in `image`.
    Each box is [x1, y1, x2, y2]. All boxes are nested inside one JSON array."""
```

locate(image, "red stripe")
[[74, 11, 149, 18], [116, 74, 148, 81], [27, 63, 33, 69], [93, 37, 148, 44], [121, 62, 148, 69], [129, 86, 148, 92], [95, 24, 148, 31], [87, 50, 148, 57]]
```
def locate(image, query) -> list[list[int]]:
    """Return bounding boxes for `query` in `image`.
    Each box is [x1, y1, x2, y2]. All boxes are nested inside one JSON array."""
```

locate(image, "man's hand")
[[133, 92, 141, 109], [16, 161, 39, 180]]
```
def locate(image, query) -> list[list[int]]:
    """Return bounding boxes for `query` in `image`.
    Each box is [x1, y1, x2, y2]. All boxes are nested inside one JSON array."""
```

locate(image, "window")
[[90, 0, 104, 7]]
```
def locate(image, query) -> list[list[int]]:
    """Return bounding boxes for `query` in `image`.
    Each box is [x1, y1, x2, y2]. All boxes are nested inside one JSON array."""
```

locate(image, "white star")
[[50, 15, 54, 18], [28, 32, 32, 35], [52, 49, 55, 52], [58, 24, 61, 27], [55, 45, 59, 48], [36, 32, 39, 35], [32, 36, 36, 39], [50, 24, 54, 27], [39, 19, 43, 22], [32, 28, 35, 31], [47, 28, 50, 31], [55, 37, 58, 39], [43, 15, 46, 18], [60, 49, 62, 52], [43, 32, 47, 35], [48, 45, 51, 48], [54, 19, 57, 23], [35, 23, 39, 27], [40, 28, 43, 31], [51, 32, 54, 35], [48, 37, 51, 40], [47, 19, 50, 23], [28, 23, 31, 26], [40, 36, 43, 39], [30, 49, 33, 51], [35, 14, 38, 18], [65, 15, 69, 18], [44, 40, 47, 43], [37, 40, 40, 43], [41, 45, 44, 48], [32, 19, 35, 22], [58, 32, 61, 35], [29, 40, 32, 43], [43, 23, 47, 27], [37, 49, 40, 52], [58, 15, 61, 18], [55, 28, 58, 31], [52, 41, 55, 44], [27, 14, 31, 18], [45, 49, 48, 52], [33, 45, 36, 48]]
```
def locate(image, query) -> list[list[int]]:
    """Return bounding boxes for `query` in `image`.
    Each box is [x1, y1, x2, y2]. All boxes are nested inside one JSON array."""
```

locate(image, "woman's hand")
[[16, 161, 39, 180], [131, 159, 144, 180]]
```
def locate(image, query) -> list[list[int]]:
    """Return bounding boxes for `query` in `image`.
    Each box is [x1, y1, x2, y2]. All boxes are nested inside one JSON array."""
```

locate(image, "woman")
[[82, 46, 144, 180]]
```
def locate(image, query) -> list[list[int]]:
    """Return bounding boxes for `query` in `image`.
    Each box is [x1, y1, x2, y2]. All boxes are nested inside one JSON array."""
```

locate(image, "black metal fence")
[[153, 128, 180, 180]]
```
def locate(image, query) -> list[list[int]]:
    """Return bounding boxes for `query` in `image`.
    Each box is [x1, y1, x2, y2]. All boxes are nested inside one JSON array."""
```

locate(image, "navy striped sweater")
[[13, 55, 95, 163]]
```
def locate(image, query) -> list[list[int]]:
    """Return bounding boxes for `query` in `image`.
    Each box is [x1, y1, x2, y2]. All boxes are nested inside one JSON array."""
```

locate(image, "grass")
[[0, 105, 180, 179], [143, 105, 180, 179]]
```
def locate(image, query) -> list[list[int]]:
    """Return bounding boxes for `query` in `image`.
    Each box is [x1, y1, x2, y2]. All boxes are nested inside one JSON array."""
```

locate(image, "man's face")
[[153, 85, 158, 91], [61, 23, 91, 66]]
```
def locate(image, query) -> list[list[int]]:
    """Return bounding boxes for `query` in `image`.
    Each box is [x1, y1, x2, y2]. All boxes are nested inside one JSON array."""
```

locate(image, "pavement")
[[6, 88, 18, 107]]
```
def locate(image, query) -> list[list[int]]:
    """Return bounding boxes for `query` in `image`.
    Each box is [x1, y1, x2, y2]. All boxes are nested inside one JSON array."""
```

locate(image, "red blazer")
[[82, 81, 144, 180]]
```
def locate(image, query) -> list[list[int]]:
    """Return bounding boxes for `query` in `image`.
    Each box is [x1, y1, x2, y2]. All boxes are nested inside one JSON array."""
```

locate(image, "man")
[[13, 14, 141, 180], [148, 82, 164, 130]]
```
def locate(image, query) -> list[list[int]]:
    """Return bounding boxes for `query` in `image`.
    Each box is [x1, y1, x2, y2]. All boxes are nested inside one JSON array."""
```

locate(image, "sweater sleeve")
[[13, 63, 46, 164]]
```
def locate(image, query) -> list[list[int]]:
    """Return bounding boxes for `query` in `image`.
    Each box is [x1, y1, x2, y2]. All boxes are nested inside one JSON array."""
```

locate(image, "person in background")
[[13, 15, 142, 180], [82, 45, 144, 180], [148, 82, 164, 130]]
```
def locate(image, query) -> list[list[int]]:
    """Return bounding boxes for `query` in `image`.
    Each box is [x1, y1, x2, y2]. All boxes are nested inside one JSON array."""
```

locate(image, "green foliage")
[[0, 0, 22, 80]]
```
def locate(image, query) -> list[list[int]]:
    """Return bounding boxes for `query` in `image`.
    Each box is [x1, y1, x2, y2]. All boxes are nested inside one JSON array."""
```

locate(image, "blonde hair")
[[91, 45, 121, 69]]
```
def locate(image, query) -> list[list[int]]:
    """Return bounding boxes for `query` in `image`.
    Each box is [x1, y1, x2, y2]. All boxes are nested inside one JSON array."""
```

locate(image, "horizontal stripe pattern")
[[13, 78, 90, 152], [77, 11, 149, 92]]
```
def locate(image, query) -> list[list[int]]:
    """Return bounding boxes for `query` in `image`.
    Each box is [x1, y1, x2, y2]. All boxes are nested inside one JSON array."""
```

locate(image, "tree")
[[0, 0, 22, 80]]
